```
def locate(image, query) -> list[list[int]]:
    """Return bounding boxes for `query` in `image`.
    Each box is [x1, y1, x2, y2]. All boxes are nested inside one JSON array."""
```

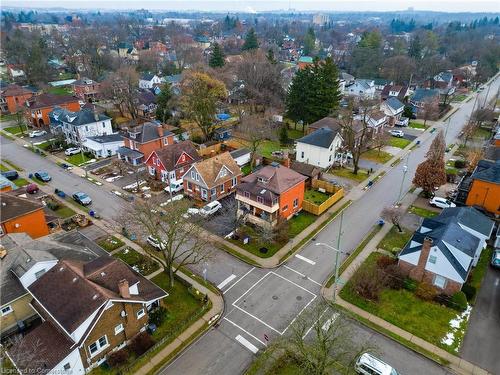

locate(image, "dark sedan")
[[34, 171, 52, 182]]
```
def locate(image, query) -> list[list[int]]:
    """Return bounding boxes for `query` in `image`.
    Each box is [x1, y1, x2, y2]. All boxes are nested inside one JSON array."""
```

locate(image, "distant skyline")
[[2, 0, 499, 13]]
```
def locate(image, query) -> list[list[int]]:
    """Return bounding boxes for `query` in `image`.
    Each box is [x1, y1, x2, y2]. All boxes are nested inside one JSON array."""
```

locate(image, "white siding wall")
[[295, 136, 342, 169], [63, 119, 113, 144], [19, 260, 58, 289], [49, 348, 84, 375], [83, 139, 124, 158], [424, 246, 468, 284]]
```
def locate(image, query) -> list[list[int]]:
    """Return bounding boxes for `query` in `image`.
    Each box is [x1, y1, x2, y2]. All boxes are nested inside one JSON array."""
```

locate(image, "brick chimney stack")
[[157, 124, 164, 138], [282, 157, 291, 168], [409, 237, 433, 282], [118, 279, 130, 298]]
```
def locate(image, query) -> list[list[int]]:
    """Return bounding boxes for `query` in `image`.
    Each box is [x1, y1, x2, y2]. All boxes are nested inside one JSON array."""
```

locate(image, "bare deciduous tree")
[[466, 148, 485, 173], [101, 66, 140, 119], [420, 97, 440, 126], [236, 113, 277, 167], [119, 198, 213, 287], [381, 206, 404, 232]]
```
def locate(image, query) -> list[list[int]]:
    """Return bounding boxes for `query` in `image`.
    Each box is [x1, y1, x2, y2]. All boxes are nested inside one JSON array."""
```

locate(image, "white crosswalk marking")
[[295, 254, 316, 265], [235, 335, 259, 354]]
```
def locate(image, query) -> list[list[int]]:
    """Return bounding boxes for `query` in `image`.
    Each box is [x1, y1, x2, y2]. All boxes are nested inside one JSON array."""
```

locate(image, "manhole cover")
[[296, 296, 302, 301], [272, 295, 279, 300]]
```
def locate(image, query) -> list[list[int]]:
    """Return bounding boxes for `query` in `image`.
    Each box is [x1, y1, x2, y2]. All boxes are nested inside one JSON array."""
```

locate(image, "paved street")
[[1, 75, 498, 375]]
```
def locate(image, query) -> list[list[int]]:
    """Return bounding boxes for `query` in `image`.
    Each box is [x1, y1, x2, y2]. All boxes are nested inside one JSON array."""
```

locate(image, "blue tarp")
[[216, 113, 230, 121]]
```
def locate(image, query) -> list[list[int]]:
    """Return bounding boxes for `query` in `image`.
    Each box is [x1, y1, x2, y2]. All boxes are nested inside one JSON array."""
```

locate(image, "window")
[[257, 196, 264, 204], [1, 306, 13, 316], [102, 122, 106, 128], [282, 205, 288, 212], [163, 137, 169, 145], [34, 269, 46, 279], [115, 323, 124, 335], [88, 335, 108, 357], [201, 189, 207, 199], [272, 197, 278, 205], [428, 255, 437, 264], [85, 126, 89, 132], [63, 363, 71, 370], [231, 177, 237, 187], [191, 170, 196, 179], [300, 151, 304, 159], [211, 188, 217, 197], [220, 184, 225, 193], [293, 198, 298, 208], [433, 275, 446, 289], [244, 191, 250, 198], [136, 308, 145, 319], [195, 173, 200, 182]]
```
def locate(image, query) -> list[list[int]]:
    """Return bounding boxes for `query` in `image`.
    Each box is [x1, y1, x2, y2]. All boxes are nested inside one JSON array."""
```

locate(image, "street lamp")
[[397, 153, 410, 205], [316, 242, 343, 302]]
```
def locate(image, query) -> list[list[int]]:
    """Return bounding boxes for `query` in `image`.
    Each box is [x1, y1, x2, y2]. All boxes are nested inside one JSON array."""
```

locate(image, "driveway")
[[461, 265, 500, 374]]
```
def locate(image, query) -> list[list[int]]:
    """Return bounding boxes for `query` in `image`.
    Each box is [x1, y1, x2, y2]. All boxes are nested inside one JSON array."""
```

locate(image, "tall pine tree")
[[156, 83, 173, 123], [209, 43, 225, 68], [242, 28, 259, 51], [303, 27, 316, 56]]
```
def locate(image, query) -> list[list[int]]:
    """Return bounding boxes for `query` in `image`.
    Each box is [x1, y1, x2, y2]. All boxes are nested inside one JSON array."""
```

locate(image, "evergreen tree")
[[303, 27, 316, 56], [279, 125, 290, 145], [156, 84, 173, 123], [408, 35, 422, 59], [266, 48, 277, 64], [242, 28, 259, 51], [209, 43, 225, 68]]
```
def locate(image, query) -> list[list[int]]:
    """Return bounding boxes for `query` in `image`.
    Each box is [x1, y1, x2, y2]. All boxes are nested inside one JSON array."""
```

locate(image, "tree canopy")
[[242, 28, 259, 51], [155, 83, 173, 123], [209, 42, 225, 68]]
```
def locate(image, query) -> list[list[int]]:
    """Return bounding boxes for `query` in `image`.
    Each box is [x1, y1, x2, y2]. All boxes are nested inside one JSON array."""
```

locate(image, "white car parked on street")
[[389, 130, 404, 138], [29, 130, 47, 138], [429, 197, 456, 209], [65, 147, 81, 156]]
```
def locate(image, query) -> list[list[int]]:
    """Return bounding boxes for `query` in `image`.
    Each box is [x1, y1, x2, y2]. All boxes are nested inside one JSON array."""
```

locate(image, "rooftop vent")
[[72, 277, 78, 283], [100, 272, 106, 277], [92, 294, 98, 300], [59, 267, 65, 271]]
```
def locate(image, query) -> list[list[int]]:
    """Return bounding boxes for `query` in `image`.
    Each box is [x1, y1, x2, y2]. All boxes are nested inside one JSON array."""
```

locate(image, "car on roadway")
[[26, 183, 39, 194], [1, 170, 19, 181], [29, 130, 47, 138], [72, 191, 92, 206], [34, 170, 51, 182], [429, 197, 456, 209], [491, 250, 500, 269], [355, 353, 400, 375], [389, 130, 404, 138], [65, 147, 81, 156], [199, 200, 222, 217], [146, 235, 167, 250]]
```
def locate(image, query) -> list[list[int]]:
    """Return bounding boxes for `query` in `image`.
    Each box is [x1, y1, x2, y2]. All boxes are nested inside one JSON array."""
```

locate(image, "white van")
[[200, 200, 222, 217], [165, 179, 183, 194], [355, 353, 399, 375]]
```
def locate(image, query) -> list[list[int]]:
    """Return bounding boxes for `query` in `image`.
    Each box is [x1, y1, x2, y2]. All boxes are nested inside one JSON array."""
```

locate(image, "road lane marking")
[[232, 305, 283, 334], [282, 265, 322, 286], [223, 267, 255, 294], [295, 254, 316, 265], [235, 334, 259, 354], [232, 273, 270, 305], [282, 295, 317, 335], [303, 307, 329, 339], [270, 271, 316, 296], [217, 274, 237, 289], [223, 317, 267, 346]]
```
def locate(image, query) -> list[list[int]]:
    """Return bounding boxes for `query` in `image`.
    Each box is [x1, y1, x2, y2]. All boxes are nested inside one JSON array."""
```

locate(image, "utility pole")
[[483, 82, 492, 108], [334, 211, 344, 302], [397, 153, 410, 205]]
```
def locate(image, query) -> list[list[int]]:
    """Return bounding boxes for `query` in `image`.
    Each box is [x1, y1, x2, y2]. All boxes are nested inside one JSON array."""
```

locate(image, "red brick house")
[[145, 140, 201, 183], [183, 152, 242, 202], [149, 41, 168, 54], [8, 256, 167, 374], [235, 164, 306, 228], [0, 84, 34, 114], [25, 94, 81, 128], [117, 122, 174, 165], [72, 77, 100, 102]]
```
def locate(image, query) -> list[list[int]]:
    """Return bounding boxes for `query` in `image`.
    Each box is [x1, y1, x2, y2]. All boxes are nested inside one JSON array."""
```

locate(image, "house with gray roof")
[[82, 133, 124, 159], [139, 73, 162, 89], [381, 97, 405, 126], [409, 88, 440, 108], [345, 79, 376, 99], [296, 127, 343, 169]]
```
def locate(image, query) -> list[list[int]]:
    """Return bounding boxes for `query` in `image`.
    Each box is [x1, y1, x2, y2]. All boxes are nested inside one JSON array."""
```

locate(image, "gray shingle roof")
[[123, 122, 172, 144], [472, 160, 500, 184], [230, 148, 251, 159], [49, 107, 110, 126], [297, 127, 339, 148], [411, 88, 440, 103], [141, 73, 156, 81], [385, 97, 404, 112], [86, 133, 123, 143], [436, 207, 494, 237]]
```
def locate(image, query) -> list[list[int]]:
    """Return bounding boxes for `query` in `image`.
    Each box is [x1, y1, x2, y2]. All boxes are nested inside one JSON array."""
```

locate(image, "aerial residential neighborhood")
[[0, 2, 499, 375]]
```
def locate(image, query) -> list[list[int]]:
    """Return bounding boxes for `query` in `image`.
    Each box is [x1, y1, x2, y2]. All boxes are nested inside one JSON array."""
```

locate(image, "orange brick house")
[[25, 93, 81, 128], [0, 84, 34, 114], [145, 140, 201, 183], [8, 256, 168, 374], [235, 163, 307, 227], [0, 194, 49, 238], [72, 77, 100, 102], [117, 122, 174, 165], [183, 152, 242, 202]]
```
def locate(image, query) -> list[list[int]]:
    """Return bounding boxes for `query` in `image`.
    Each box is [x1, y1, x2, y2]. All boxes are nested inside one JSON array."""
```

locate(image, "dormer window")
[[257, 177, 267, 183]]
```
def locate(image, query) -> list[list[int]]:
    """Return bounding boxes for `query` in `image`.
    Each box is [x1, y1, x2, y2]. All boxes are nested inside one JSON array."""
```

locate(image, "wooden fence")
[[303, 182, 344, 216], [311, 179, 340, 194]]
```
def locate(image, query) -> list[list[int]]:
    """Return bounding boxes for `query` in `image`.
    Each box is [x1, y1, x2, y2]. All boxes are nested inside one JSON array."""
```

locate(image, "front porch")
[[117, 147, 144, 166]]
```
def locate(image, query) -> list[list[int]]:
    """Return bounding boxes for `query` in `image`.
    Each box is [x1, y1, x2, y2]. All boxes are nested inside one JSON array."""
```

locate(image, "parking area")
[[199, 195, 238, 237]]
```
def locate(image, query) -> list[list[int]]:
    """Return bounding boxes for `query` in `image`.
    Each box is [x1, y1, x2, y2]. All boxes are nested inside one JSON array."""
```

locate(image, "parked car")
[[491, 250, 500, 269], [34, 170, 51, 182], [164, 179, 184, 194], [200, 200, 222, 217], [29, 130, 47, 138], [355, 353, 399, 375], [183, 207, 200, 218], [395, 117, 409, 127], [26, 183, 39, 194], [72, 191, 92, 206], [1, 170, 19, 181], [65, 147, 81, 156], [389, 130, 404, 138], [146, 235, 166, 250], [429, 197, 456, 209]]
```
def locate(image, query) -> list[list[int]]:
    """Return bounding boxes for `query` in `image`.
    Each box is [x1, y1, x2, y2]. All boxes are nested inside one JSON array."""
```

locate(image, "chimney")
[[157, 124, 164, 138], [281, 157, 291, 168], [409, 237, 433, 282], [118, 279, 130, 298]]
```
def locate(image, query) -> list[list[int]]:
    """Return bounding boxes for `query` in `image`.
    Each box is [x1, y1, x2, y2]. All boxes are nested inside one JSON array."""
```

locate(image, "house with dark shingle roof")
[[235, 163, 307, 227], [25, 93, 81, 128], [0, 84, 34, 114], [409, 88, 440, 108], [381, 97, 405, 126], [145, 140, 201, 184], [296, 127, 343, 169], [139, 73, 162, 89], [183, 152, 242, 202], [8, 255, 167, 374]]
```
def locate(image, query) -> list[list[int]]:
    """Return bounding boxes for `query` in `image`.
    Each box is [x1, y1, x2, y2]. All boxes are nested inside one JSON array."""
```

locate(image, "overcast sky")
[[2, 0, 499, 13]]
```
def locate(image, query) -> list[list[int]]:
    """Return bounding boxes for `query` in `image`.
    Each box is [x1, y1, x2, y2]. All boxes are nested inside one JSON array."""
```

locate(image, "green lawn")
[[304, 189, 330, 205], [114, 247, 159, 276], [47, 86, 73, 96], [452, 94, 467, 102], [409, 121, 428, 130], [3, 125, 27, 135], [258, 140, 282, 158], [465, 247, 493, 304], [288, 211, 317, 237], [287, 128, 304, 140], [331, 168, 369, 182], [33, 141, 51, 151], [408, 205, 438, 218], [98, 235, 125, 252], [377, 226, 412, 254], [340, 253, 461, 352], [0, 113, 18, 122], [13, 178, 29, 187], [0, 163, 7, 171], [473, 127, 491, 140], [241, 164, 252, 176], [389, 137, 411, 149], [65, 153, 93, 166], [361, 149, 393, 164]]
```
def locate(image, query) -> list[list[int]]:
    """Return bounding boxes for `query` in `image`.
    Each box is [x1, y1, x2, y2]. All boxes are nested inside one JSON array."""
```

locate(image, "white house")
[[381, 97, 405, 126], [296, 127, 343, 169], [345, 79, 376, 99], [139, 74, 162, 89], [230, 148, 252, 167], [49, 107, 113, 145], [82, 133, 124, 158], [366, 110, 387, 134]]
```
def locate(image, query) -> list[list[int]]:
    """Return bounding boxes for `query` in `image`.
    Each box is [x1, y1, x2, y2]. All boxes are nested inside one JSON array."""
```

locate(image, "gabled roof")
[[26, 93, 79, 110], [1, 84, 33, 97], [411, 88, 440, 102], [240, 164, 306, 195], [141, 73, 157, 81], [190, 152, 241, 188], [151, 141, 201, 171], [29, 256, 167, 333], [123, 122, 172, 144], [0, 194, 44, 223], [49, 107, 110, 126], [308, 117, 342, 133], [297, 127, 339, 148], [290, 160, 321, 179], [230, 148, 251, 159], [471, 159, 500, 184], [86, 133, 123, 143], [137, 89, 157, 105], [385, 97, 404, 112], [436, 207, 494, 237]]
